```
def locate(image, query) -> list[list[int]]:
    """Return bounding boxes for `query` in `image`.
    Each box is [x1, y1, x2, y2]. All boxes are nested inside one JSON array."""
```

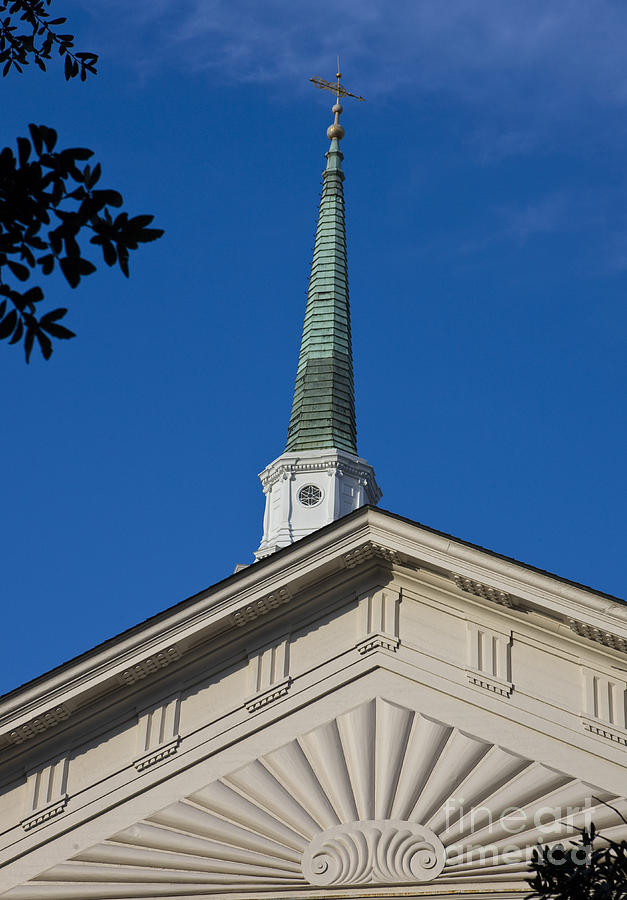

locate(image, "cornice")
[[0, 507, 624, 747], [362, 510, 626, 647], [258, 449, 380, 499], [568, 618, 627, 653], [0, 514, 377, 741]]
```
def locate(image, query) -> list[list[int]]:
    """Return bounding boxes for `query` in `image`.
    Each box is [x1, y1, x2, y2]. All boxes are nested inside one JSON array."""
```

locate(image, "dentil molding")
[[569, 618, 627, 654], [582, 717, 627, 746], [452, 574, 516, 608], [116, 646, 182, 686], [8, 704, 71, 745], [232, 587, 291, 628], [343, 541, 400, 569]]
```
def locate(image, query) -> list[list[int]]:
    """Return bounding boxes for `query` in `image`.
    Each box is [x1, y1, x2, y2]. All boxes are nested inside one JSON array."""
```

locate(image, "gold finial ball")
[[327, 122, 345, 140], [327, 102, 345, 140]]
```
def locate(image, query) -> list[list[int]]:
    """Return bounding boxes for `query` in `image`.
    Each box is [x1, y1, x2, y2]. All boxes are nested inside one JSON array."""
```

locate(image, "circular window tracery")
[[298, 484, 323, 507]]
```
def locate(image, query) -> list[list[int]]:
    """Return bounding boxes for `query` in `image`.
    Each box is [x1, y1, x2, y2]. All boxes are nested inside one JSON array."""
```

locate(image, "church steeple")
[[255, 72, 381, 560], [286, 111, 357, 455]]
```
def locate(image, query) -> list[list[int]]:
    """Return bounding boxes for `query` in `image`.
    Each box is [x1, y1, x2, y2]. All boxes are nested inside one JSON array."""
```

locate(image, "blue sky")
[[1, 0, 625, 694]]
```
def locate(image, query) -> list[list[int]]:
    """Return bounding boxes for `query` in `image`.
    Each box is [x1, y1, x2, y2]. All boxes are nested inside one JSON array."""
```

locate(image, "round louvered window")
[[298, 484, 323, 507]]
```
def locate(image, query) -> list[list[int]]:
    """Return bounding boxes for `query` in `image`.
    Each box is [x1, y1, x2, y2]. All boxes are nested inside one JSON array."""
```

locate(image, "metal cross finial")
[[310, 59, 364, 142], [309, 58, 365, 103]]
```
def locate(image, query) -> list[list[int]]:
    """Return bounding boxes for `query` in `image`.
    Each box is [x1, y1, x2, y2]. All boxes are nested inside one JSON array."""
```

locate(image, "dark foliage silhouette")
[[1, 1, 164, 361], [0, 0, 97, 79], [0, 125, 163, 361], [527, 825, 627, 900]]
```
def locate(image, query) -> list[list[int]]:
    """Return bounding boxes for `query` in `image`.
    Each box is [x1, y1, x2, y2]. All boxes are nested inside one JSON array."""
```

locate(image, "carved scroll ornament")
[[301, 819, 446, 886]]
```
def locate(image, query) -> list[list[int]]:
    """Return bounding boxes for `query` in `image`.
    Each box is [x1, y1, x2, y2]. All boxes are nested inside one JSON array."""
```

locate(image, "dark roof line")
[[1, 505, 623, 703]]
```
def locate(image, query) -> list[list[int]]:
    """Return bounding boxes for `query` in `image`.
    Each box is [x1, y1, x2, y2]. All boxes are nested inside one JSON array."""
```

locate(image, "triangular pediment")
[[1, 509, 625, 898], [5, 696, 626, 898]]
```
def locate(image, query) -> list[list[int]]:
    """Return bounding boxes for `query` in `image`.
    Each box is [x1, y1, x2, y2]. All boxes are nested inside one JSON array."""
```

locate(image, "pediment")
[[5, 697, 626, 898]]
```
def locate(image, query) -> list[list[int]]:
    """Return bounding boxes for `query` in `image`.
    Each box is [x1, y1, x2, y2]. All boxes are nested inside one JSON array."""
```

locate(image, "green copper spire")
[[286, 101, 357, 455]]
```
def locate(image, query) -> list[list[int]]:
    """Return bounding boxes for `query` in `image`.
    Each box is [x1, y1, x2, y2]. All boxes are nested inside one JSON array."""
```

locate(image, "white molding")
[[132, 694, 181, 772], [465, 621, 512, 700], [344, 540, 401, 569], [581, 717, 627, 746], [356, 633, 400, 654], [8, 704, 71, 745], [0, 508, 624, 751], [117, 646, 182, 686], [569, 618, 627, 653], [246, 634, 292, 712], [21, 754, 69, 831], [356, 586, 401, 655], [21, 794, 68, 831], [452, 573, 516, 608], [580, 666, 627, 746], [465, 668, 513, 697], [232, 587, 291, 628], [133, 737, 181, 771], [246, 677, 292, 712]]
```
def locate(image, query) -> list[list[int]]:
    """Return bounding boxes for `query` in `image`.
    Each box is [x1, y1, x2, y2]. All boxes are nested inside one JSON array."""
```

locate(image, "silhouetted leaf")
[[48, 230, 63, 255], [85, 161, 100, 189], [24, 327, 34, 362], [92, 188, 123, 207], [22, 286, 44, 306], [7, 260, 29, 280], [128, 214, 154, 229], [40, 124, 56, 152], [102, 239, 116, 266], [78, 257, 96, 275], [136, 227, 164, 243], [62, 146, 92, 161], [2, 123, 162, 361], [8, 316, 23, 343], [36, 329, 52, 358], [37, 254, 53, 276], [17, 135, 30, 165], [0, 309, 18, 339], [118, 249, 129, 277], [40, 308, 75, 339], [59, 255, 79, 287]]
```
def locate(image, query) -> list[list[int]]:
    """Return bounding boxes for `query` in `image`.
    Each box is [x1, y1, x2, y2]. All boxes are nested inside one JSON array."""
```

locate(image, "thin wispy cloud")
[[76, 0, 627, 259], [457, 187, 611, 259], [90, 0, 627, 113]]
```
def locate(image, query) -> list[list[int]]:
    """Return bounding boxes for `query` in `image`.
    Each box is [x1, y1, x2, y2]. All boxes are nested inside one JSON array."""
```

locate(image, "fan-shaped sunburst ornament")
[[8, 698, 627, 897]]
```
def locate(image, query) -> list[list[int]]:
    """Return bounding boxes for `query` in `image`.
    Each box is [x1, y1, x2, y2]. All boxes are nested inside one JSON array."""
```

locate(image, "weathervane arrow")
[[310, 73, 365, 103], [310, 58, 364, 141]]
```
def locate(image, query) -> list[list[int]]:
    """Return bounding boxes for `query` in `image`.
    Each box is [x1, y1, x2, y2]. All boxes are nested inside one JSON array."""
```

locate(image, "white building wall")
[[0, 520, 625, 896]]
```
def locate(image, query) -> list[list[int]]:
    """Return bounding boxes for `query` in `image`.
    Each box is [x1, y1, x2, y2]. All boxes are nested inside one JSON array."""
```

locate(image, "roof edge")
[[1, 505, 623, 721]]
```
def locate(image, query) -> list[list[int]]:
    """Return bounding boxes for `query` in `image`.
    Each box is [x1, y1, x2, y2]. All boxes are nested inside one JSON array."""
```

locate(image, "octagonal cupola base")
[[255, 448, 381, 560]]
